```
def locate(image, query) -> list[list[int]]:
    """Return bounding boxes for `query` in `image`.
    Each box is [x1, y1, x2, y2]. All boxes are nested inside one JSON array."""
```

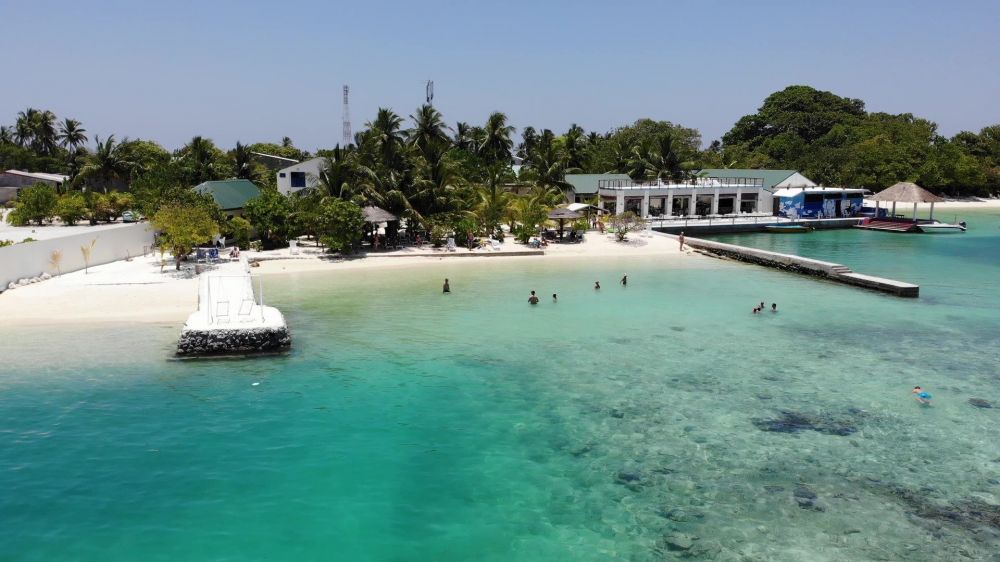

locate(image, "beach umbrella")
[[547, 208, 582, 239]]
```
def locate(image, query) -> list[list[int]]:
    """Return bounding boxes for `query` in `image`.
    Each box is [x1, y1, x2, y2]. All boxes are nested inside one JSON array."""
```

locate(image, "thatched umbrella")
[[363, 206, 398, 223], [548, 208, 582, 239], [362, 206, 398, 249], [872, 182, 945, 220]]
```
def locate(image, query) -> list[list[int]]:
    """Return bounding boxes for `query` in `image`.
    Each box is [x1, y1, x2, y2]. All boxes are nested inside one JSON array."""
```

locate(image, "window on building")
[[717, 196, 735, 215], [804, 193, 824, 204], [279, 172, 286, 178], [290, 172, 306, 188], [740, 193, 757, 213], [625, 198, 642, 214]]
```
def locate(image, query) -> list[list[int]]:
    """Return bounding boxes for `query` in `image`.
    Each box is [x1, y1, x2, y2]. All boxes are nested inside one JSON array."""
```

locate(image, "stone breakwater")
[[176, 326, 291, 356]]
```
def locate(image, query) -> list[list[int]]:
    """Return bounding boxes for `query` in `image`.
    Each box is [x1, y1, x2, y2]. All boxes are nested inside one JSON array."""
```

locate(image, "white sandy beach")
[[863, 198, 1000, 211], [0, 232, 693, 325]]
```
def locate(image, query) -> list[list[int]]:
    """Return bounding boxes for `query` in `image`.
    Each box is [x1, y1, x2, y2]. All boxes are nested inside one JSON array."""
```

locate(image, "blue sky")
[[3, 0, 998, 151]]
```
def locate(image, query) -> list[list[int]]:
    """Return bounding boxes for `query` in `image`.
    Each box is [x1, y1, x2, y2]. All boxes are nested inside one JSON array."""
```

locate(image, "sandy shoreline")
[[863, 198, 1000, 211], [0, 232, 694, 326]]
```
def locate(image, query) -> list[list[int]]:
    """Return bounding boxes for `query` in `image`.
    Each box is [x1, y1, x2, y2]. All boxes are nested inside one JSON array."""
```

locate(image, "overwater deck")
[[651, 216, 861, 235], [674, 234, 919, 297]]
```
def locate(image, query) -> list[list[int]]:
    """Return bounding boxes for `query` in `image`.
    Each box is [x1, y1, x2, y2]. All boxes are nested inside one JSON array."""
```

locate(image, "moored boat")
[[917, 220, 966, 233], [765, 225, 814, 233]]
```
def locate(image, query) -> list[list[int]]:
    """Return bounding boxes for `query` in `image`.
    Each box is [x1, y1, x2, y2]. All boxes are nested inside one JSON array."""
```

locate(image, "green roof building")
[[697, 169, 816, 190], [194, 179, 262, 213], [564, 173, 633, 202]]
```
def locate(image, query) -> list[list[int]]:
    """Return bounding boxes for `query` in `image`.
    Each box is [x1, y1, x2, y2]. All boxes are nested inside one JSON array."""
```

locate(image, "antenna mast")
[[426, 80, 434, 105], [342, 85, 352, 147]]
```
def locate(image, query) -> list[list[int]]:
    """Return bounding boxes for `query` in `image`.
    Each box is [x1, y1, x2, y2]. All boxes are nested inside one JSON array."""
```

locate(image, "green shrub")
[[0, 239, 13, 247], [9, 183, 58, 225], [55, 193, 88, 225], [227, 216, 253, 248]]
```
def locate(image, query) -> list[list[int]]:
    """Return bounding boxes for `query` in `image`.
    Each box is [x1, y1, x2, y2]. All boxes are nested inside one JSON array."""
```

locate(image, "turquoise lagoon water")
[[1, 213, 999, 561]]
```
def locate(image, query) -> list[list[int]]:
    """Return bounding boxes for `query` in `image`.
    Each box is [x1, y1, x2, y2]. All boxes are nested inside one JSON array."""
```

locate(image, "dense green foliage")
[[714, 85, 999, 195], [3, 87, 997, 252]]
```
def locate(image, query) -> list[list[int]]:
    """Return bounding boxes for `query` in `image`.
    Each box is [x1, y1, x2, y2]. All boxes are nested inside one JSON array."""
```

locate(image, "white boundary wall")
[[0, 223, 155, 288]]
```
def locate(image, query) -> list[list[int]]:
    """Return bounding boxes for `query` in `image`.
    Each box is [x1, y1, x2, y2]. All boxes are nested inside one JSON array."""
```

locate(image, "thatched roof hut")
[[872, 182, 944, 203], [871, 182, 945, 220]]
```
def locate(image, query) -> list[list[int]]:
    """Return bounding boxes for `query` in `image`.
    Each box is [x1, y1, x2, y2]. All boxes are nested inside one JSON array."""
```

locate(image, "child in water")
[[912, 386, 932, 405]]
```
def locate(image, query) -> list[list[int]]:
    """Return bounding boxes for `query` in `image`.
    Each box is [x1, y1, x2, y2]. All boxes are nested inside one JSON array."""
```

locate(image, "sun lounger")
[[215, 301, 230, 324]]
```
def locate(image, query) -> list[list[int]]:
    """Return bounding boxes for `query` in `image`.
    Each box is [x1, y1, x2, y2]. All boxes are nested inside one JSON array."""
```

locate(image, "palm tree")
[[627, 132, 685, 182], [518, 126, 538, 163], [18, 108, 59, 155], [231, 141, 258, 181], [478, 112, 515, 166], [57, 118, 88, 152], [179, 136, 222, 183], [408, 104, 450, 158], [0, 126, 12, 145], [78, 135, 136, 192], [316, 145, 357, 199], [282, 136, 294, 148], [366, 108, 406, 170], [412, 139, 461, 219], [563, 124, 588, 170], [454, 122, 476, 152], [526, 141, 575, 195]]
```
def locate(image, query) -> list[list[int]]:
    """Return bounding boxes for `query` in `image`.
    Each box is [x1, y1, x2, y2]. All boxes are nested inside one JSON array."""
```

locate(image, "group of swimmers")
[[753, 301, 777, 314], [524, 273, 630, 305]]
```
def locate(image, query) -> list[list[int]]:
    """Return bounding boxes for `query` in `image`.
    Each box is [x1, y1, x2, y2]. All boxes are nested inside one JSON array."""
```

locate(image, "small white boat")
[[917, 220, 966, 233]]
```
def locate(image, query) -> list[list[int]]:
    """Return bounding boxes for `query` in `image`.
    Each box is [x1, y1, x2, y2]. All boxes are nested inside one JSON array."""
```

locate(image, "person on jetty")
[[594, 281, 601, 290], [621, 274, 628, 286], [528, 291, 539, 305], [913, 386, 933, 405], [443, 278, 450, 293]]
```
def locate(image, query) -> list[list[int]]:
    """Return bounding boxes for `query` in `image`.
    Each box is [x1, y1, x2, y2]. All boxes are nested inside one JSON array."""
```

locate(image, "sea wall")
[[0, 223, 155, 290], [176, 326, 292, 356]]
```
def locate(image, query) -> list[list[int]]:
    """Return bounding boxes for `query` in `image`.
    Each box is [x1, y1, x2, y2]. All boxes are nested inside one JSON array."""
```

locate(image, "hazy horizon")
[[3, 0, 998, 151]]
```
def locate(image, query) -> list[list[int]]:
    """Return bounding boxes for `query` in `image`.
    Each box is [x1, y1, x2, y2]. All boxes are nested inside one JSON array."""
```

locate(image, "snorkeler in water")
[[912, 386, 933, 405]]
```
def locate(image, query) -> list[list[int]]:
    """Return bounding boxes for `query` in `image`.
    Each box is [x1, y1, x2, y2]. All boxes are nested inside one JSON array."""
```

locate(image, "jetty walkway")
[[671, 234, 919, 298]]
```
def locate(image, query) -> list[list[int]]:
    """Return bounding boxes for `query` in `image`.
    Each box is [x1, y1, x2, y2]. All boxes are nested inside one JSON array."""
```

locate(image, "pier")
[[650, 215, 862, 235], [675, 235, 919, 297], [177, 258, 291, 356]]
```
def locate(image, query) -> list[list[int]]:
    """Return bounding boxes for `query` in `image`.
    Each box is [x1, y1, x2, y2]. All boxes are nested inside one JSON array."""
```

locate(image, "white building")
[[275, 157, 325, 195], [595, 169, 819, 218], [0, 170, 70, 202]]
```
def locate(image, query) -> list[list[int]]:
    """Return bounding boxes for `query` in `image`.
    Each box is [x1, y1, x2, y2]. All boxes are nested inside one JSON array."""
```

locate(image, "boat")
[[916, 220, 966, 234], [765, 225, 814, 233]]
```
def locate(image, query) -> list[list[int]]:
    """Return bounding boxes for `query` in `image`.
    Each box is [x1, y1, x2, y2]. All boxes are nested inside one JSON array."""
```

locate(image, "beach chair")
[[208, 248, 220, 262], [237, 298, 255, 322], [215, 301, 230, 324], [196, 248, 207, 263], [446, 237, 457, 252]]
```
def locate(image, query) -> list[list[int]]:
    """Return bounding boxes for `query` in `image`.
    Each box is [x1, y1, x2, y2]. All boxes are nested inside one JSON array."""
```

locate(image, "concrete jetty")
[[177, 258, 291, 356], [676, 235, 919, 298]]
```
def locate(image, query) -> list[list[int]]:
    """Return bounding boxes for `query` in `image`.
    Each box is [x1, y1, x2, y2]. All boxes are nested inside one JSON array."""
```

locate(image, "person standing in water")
[[594, 281, 601, 290], [771, 303, 777, 313], [528, 291, 539, 304], [621, 274, 628, 286], [679, 231, 685, 251], [443, 278, 450, 293], [912, 386, 933, 405], [552, 293, 558, 302]]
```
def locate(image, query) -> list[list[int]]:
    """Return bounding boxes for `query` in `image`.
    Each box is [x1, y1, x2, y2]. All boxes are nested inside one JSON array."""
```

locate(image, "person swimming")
[[528, 291, 539, 305], [621, 274, 628, 286], [912, 386, 933, 405], [552, 293, 557, 302], [594, 281, 601, 290], [443, 278, 450, 293], [771, 303, 777, 313]]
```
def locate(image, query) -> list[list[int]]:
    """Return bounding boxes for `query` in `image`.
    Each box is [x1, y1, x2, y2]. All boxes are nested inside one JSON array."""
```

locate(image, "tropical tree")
[[55, 193, 88, 225], [366, 108, 407, 170], [7, 183, 58, 225], [57, 118, 88, 152], [243, 188, 294, 249], [78, 135, 135, 191], [231, 141, 259, 182], [317, 198, 365, 253], [177, 136, 228, 184], [479, 111, 515, 167], [151, 204, 218, 270], [408, 104, 450, 159], [627, 132, 687, 181], [315, 145, 357, 199]]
